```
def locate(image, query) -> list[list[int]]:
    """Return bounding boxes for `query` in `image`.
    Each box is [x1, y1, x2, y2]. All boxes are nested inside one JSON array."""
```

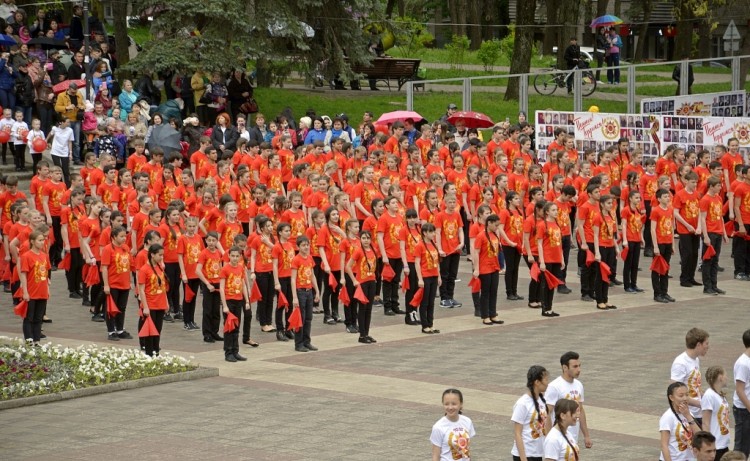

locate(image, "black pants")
[[164, 262, 182, 313], [595, 246, 616, 304], [439, 252, 460, 301], [541, 263, 562, 311], [343, 274, 358, 327], [404, 262, 419, 321], [89, 263, 104, 315], [358, 280, 376, 337], [50, 216, 62, 266], [31, 153, 42, 174], [12, 143, 25, 169], [652, 243, 673, 297], [275, 276, 292, 330], [702, 233, 722, 290], [182, 278, 200, 324], [144, 310, 165, 356], [503, 245, 521, 296], [579, 242, 595, 298], [322, 270, 341, 320], [382, 259, 403, 312], [51, 155, 71, 187], [678, 232, 700, 284], [420, 276, 438, 328], [312, 256, 323, 307], [375, 257, 383, 300], [37, 101, 55, 135], [479, 272, 498, 318], [460, 208, 470, 253], [560, 235, 571, 284], [23, 299, 47, 342], [733, 406, 750, 456], [0, 141, 8, 164], [294, 288, 314, 348], [65, 248, 83, 293], [255, 271, 274, 326], [524, 255, 541, 303], [224, 299, 243, 355], [106, 287, 129, 333], [202, 282, 221, 337], [623, 241, 641, 289], [734, 223, 750, 276], [643, 201, 654, 251]]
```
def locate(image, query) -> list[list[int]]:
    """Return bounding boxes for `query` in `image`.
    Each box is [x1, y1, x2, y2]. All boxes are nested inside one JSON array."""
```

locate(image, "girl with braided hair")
[[543, 399, 580, 461], [137, 244, 167, 356], [660, 382, 701, 461], [511, 365, 551, 461], [472, 213, 503, 325]]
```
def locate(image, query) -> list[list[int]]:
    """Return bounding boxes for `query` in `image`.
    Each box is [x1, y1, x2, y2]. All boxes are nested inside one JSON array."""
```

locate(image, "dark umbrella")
[[0, 34, 16, 47], [147, 124, 182, 155], [28, 37, 68, 50]]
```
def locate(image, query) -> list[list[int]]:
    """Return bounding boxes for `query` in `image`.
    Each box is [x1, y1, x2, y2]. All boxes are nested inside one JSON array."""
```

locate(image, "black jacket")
[[15, 72, 34, 106], [210, 125, 239, 151], [564, 44, 580, 69], [135, 75, 161, 106], [67, 62, 86, 80], [226, 76, 253, 105]]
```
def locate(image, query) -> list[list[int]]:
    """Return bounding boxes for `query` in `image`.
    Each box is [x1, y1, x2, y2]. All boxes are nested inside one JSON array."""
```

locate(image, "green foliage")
[[477, 39, 503, 71], [499, 26, 516, 62], [393, 16, 435, 58], [445, 35, 471, 70]]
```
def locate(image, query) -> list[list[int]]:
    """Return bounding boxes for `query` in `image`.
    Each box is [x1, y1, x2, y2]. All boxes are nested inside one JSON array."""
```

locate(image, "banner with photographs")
[[535, 111, 664, 161], [641, 90, 746, 117]]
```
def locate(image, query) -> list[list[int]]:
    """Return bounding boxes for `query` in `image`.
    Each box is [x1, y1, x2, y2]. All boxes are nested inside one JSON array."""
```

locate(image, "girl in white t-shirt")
[[701, 366, 731, 458], [543, 399, 580, 461], [660, 381, 702, 461], [512, 365, 551, 461], [430, 388, 475, 461]]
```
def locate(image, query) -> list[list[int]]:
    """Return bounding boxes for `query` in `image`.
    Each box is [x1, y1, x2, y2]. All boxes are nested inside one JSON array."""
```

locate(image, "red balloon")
[[31, 138, 47, 152], [18, 128, 29, 142], [374, 123, 390, 135], [0, 131, 9, 143]]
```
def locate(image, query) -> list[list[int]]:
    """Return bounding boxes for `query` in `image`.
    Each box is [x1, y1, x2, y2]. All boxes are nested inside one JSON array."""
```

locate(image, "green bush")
[[394, 16, 435, 58], [477, 39, 502, 71], [445, 35, 471, 70]]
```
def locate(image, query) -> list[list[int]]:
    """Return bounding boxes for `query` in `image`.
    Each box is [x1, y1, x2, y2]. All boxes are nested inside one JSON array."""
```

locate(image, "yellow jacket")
[[191, 72, 207, 107], [55, 90, 85, 122]]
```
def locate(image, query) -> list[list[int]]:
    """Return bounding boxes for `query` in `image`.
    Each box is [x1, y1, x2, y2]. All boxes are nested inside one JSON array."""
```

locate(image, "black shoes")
[[541, 311, 560, 317], [384, 309, 396, 316], [234, 353, 247, 361], [295, 346, 309, 352], [664, 295, 676, 302], [358, 336, 377, 344], [654, 296, 669, 303], [305, 343, 319, 351], [714, 287, 726, 294], [225, 354, 237, 362], [506, 294, 523, 301], [644, 248, 654, 257], [284, 330, 294, 340], [680, 282, 693, 287], [163, 313, 174, 323], [204, 336, 215, 343], [276, 331, 289, 342], [392, 307, 406, 314], [118, 331, 133, 339], [557, 286, 572, 294], [581, 295, 595, 302], [703, 288, 718, 295], [69, 291, 82, 299], [611, 279, 623, 286], [691, 280, 702, 286], [346, 325, 359, 334]]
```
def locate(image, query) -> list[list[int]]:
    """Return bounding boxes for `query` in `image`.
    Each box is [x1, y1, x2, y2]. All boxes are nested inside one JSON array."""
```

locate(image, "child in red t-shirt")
[[137, 244, 168, 356], [473, 214, 504, 324], [291, 236, 319, 352], [345, 230, 378, 344], [414, 223, 441, 334], [220, 246, 249, 362], [19, 230, 51, 344], [651, 189, 676, 303]]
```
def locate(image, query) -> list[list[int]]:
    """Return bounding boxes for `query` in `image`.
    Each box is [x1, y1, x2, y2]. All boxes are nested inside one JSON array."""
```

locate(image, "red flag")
[[401, 275, 410, 293], [650, 254, 670, 275], [409, 287, 424, 307], [223, 311, 239, 333], [106, 296, 121, 316], [13, 300, 27, 317], [354, 285, 369, 304], [249, 281, 262, 302], [382, 264, 396, 282], [58, 252, 71, 271], [13, 286, 23, 298], [599, 261, 611, 283], [0, 262, 9, 281], [726, 221, 735, 238], [287, 306, 302, 331], [184, 284, 196, 303], [620, 247, 629, 261], [585, 250, 596, 267], [339, 286, 351, 306], [138, 315, 160, 337], [703, 244, 716, 261], [468, 277, 481, 293], [544, 270, 563, 289], [328, 272, 338, 290], [277, 290, 289, 309], [84, 265, 100, 286], [530, 262, 540, 281]]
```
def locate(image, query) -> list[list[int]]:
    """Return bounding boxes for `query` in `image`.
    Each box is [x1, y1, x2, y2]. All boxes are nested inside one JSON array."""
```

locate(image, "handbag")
[[239, 97, 258, 114], [199, 90, 212, 105]]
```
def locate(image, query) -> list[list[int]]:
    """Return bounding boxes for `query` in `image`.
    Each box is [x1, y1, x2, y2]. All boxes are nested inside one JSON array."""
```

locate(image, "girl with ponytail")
[[399, 208, 421, 325], [472, 213, 503, 325], [137, 244, 167, 356], [158, 205, 184, 321], [511, 365, 550, 461], [660, 382, 700, 461], [414, 223, 441, 335], [499, 191, 524, 301], [537, 202, 563, 317], [543, 399, 580, 461]]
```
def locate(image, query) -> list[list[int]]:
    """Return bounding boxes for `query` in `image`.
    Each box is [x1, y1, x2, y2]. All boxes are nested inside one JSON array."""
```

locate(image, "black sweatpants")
[[419, 276, 438, 329], [182, 278, 200, 325], [479, 272, 499, 319], [255, 271, 274, 326], [540, 263, 562, 312], [439, 252, 460, 301], [595, 246, 616, 304], [623, 241, 641, 290], [357, 280, 377, 337], [143, 310, 165, 356], [275, 276, 292, 330], [322, 270, 341, 320], [202, 282, 221, 337], [503, 245, 521, 296], [23, 299, 47, 342], [106, 287, 129, 333], [164, 262, 182, 313], [652, 243, 673, 297], [224, 299, 243, 356], [678, 232, 700, 284], [702, 233, 722, 290], [382, 259, 403, 312]]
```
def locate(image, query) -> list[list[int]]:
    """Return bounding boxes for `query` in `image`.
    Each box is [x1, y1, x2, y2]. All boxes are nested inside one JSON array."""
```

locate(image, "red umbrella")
[[376, 110, 424, 125], [52, 79, 86, 95], [447, 111, 495, 129]]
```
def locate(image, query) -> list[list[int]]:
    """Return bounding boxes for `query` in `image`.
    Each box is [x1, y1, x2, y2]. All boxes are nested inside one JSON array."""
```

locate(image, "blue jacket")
[[0, 58, 16, 91], [304, 128, 327, 145]]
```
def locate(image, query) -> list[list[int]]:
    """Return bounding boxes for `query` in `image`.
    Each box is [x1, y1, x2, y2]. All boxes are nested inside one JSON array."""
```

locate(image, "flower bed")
[[1, 338, 196, 401]]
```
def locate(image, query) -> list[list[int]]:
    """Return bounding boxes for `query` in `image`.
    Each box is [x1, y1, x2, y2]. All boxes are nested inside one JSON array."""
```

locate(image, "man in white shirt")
[[692, 431, 717, 461], [671, 328, 710, 427], [546, 351, 593, 448], [733, 329, 750, 456]]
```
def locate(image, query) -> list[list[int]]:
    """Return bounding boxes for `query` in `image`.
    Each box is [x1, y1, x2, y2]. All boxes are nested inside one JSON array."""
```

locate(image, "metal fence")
[[403, 54, 750, 116]]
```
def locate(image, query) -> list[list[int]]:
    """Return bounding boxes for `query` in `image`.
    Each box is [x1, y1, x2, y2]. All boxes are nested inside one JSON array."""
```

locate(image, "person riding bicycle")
[[564, 36, 580, 95]]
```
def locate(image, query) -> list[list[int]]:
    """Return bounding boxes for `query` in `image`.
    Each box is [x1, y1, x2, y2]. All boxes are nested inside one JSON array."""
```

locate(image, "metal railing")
[[404, 55, 750, 115]]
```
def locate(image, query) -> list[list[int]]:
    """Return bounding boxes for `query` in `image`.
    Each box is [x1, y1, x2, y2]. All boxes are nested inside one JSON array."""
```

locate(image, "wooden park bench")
[[350, 57, 422, 91]]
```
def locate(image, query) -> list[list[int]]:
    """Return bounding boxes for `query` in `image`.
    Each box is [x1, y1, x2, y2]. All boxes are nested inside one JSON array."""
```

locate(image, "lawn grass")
[[595, 80, 749, 97]]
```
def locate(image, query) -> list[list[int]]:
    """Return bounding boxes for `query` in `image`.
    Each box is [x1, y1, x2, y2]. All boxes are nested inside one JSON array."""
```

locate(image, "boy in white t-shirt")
[[10, 109, 28, 171], [733, 329, 750, 456], [671, 327, 710, 427], [545, 351, 592, 448], [0, 107, 13, 165]]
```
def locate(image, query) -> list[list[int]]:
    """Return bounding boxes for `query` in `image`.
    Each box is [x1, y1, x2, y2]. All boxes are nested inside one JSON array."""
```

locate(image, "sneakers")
[[654, 295, 669, 303], [233, 353, 247, 361], [276, 331, 289, 342], [69, 291, 82, 299], [173, 311, 184, 320], [580, 295, 595, 302], [284, 330, 294, 340], [164, 313, 174, 323], [225, 354, 237, 362], [295, 346, 309, 352], [450, 299, 462, 308], [107, 333, 120, 341], [383, 309, 396, 316], [118, 331, 133, 339], [346, 325, 359, 334], [735, 273, 750, 281], [703, 288, 718, 295], [91, 314, 105, 322], [439, 300, 453, 308], [305, 343, 319, 351], [358, 336, 377, 344], [556, 286, 572, 294]]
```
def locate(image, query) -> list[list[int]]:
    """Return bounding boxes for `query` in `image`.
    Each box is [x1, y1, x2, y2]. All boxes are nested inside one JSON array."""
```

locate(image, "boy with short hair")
[[651, 188, 676, 303], [435, 194, 464, 308]]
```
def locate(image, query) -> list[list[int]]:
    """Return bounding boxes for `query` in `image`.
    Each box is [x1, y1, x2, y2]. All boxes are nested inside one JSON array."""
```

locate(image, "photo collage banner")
[[641, 90, 746, 117]]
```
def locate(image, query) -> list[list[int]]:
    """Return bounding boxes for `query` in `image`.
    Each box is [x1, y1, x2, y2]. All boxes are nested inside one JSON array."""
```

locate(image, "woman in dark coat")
[[181, 114, 203, 155], [209, 112, 239, 152], [226, 69, 253, 122]]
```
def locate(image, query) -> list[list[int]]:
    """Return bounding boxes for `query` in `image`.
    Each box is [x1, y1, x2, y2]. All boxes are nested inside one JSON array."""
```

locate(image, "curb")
[[0, 366, 219, 411]]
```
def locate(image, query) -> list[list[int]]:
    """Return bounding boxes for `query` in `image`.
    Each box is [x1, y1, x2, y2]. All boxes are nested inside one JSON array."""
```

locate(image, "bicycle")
[[533, 64, 597, 97]]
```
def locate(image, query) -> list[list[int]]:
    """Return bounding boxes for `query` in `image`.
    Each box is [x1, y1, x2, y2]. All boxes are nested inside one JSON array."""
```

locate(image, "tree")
[[629, 0, 653, 62], [504, 0, 536, 101], [555, 0, 580, 70], [126, 0, 386, 87]]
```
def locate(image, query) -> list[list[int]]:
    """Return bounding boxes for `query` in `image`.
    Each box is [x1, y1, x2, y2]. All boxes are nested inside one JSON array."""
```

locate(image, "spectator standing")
[[563, 37, 580, 95], [606, 28, 622, 85]]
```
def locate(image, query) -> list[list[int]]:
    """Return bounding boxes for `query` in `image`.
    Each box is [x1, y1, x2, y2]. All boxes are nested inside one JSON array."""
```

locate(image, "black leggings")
[[66, 247, 83, 293], [50, 216, 63, 266], [23, 299, 47, 342], [182, 278, 200, 324], [357, 280, 377, 337], [344, 274, 358, 327], [106, 287, 129, 333], [312, 256, 323, 307], [255, 271, 275, 326], [479, 272, 498, 318], [524, 255, 541, 303], [275, 276, 292, 330], [623, 241, 641, 289], [322, 270, 341, 320], [164, 262, 182, 313], [419, 276, 438, 328], [652, 243, 673, 297], [503, 245, 521, 296], [202, 282, 221, 337], [404, 262, 418, 319], [382, 259, 403, 312], [540, 263, 562, 311], [224, 299, 243, 355], [595, 246, 616, 304], [143, 310, 165, 356]]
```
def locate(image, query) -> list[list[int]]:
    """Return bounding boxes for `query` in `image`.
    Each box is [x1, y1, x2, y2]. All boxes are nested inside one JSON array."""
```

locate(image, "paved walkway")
[[2, 246, 750, 460]]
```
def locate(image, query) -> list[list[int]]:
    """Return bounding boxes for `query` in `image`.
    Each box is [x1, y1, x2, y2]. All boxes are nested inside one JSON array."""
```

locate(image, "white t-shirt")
[[11, 120, 28, 145], [430, 415, 475, 461], [700, 387, 731, 449], [658, 409, 694, 461], [27, 129, 46, 154], [511, 393, 548, 458], [50, 126, 74, 158], [671, 352, 702, 418], [543, 425, 579, 461], [733, 353, 750, 409], [545, 376, 585, 441]]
